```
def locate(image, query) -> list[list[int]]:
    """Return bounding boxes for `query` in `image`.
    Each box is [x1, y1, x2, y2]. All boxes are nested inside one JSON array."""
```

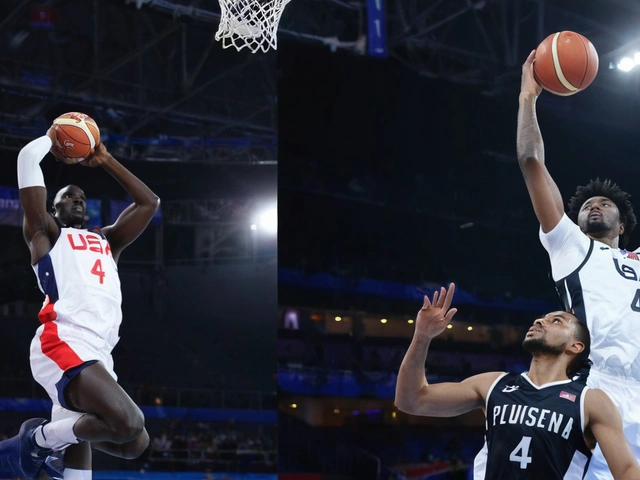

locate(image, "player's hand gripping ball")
[[533, 31, 599, 96], [49, 112, 101, 164]]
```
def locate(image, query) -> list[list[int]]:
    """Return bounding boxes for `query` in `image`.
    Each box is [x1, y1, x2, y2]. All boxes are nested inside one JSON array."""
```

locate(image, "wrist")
[[519, 91, 538, 103], [412, 331, 434, 344], [99, 153, 117, 168]]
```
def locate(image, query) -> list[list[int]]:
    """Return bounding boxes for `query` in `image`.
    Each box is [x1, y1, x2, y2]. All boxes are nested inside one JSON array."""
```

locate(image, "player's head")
[[567, 178, 636, 248], [52, 185, 86, 228], [522, 311, 590, 376]]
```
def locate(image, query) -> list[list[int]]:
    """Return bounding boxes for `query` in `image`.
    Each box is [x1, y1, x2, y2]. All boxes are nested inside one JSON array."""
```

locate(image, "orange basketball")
[[52, 112, 101, 159], [533, 31, 599, 96]]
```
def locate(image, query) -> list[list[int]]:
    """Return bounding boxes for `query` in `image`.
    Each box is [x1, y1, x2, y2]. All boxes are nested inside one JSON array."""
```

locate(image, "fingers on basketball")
[[52, 112, 101, 160]]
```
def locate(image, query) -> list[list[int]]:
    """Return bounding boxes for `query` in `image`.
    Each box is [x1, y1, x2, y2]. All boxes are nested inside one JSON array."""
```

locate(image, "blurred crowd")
[[147, 420, 276, 471]]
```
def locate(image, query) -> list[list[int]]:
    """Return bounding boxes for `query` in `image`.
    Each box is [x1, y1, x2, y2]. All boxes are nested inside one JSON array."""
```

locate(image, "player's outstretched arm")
[[83, 143, 160, 262], [517, 50, 565, 234], [394, 283, 501, 417], [586, 388, 640, 480], [18, 129, 60, 264]]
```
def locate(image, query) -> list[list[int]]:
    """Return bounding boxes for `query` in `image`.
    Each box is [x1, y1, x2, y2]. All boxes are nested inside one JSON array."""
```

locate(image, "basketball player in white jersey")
[[0, 126, 160, 480], [518, 50, 640, 480], [395, 283, 640, 480]]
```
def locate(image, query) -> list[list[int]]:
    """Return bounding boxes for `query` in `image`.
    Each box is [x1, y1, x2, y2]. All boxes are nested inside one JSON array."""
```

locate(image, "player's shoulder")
[[583, 387, 616, 411], [583, 387, 622, 427], [548, 213, 582, 235], [90, 226, 107, 239], [465, 371, 509, 397]]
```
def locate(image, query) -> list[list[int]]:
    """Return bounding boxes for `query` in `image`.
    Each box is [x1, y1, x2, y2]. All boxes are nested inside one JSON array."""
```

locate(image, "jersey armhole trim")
[[31, 223, 63, 267], [580, 386, 590, 434], [555, 237, 594, 284], [484, 372, 509, 412]]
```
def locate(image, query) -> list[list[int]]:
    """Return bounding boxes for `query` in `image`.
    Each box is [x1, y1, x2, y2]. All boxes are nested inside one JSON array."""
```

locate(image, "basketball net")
[[215, 0, 292, 53]]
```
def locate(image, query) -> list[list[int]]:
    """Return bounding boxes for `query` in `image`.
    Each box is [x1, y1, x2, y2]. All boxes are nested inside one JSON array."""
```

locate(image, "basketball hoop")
[[216, 0, 292, 53]]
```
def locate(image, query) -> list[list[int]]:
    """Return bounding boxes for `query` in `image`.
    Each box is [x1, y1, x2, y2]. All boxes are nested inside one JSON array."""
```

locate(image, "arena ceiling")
[[0, 0, 277, 165], [281, 0, 640, 95]]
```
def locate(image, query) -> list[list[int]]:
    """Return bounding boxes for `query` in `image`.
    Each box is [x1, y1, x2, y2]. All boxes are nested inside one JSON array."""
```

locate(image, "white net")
[[215, 0, 292, 53]]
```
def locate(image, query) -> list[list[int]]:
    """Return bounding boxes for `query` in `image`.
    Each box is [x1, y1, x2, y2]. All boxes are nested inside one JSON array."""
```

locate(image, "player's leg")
[[49, 407, 92, 479], [65, 363, 149, 458], [63, 442, 92, 479], [34, 362, 148, 459], [91, 429, 150, 459]]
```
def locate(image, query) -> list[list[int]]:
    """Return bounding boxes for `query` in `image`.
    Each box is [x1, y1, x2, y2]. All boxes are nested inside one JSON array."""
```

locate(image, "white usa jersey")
[[540, 214, 640, 380], [33, 227, 122, 348]]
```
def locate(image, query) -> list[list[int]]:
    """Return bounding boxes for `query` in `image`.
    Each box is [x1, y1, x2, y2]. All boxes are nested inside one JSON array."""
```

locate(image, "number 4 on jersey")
[[509, 436, 532, 469], [631, 289, 640, 312], [91, 259, 105, 284]]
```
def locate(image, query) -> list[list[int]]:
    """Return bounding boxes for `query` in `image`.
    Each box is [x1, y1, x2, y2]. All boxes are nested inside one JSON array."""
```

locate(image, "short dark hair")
[[567, 319, 591, 377], [567, 178, 637, 248]]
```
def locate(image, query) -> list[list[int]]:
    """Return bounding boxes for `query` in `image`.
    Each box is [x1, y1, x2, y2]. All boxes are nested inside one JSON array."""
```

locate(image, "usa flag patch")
[[560, 391, 576, 402]]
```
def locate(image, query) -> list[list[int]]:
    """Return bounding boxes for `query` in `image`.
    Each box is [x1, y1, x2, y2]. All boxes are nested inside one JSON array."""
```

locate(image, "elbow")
[[148, 195, 160, 212], [517, 155, 540, 174], [517, 154, 536, 166], [394, 396, 416, 415]]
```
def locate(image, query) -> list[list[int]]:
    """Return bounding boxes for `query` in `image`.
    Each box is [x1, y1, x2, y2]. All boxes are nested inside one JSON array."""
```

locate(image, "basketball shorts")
[[30, 320, 118, 420], [584, 368, 640, 480]]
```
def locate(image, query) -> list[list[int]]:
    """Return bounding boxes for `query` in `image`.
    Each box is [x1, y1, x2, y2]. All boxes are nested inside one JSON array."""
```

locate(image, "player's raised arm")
[[84, 144, 160, 262], [18, 129, 61, 264], [585, 388, 640, 480], [394, 283, 501, 417], [517, 50, 565, 234]]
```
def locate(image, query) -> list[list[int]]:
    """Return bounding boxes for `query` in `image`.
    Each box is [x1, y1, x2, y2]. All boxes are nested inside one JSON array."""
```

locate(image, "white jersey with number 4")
[[33, 226, 122, 348], [540, 213, 640, 380]]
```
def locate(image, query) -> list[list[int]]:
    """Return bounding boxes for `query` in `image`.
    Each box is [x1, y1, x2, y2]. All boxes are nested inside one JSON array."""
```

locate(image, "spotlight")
[[616, 53, 640, 72], [335, 316, 342, 322], [251, 203, 277, 234], [380, 318, 388, 324], [259, 207, 277, 234]]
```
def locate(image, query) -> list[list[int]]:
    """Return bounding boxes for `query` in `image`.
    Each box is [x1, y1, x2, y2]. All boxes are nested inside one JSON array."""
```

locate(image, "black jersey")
[[474, 372, 591, 480]]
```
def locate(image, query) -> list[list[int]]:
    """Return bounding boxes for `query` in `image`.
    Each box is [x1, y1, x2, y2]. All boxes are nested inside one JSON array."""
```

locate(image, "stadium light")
[[252, 204, 277, 234], [615, 52, 640, 72]]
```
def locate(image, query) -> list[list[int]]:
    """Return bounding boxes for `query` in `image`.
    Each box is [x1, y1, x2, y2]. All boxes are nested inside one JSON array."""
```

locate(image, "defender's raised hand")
[[415, 283, 458, 340]]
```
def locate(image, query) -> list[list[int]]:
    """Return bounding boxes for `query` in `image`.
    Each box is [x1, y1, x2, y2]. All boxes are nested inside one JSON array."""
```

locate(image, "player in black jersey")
[[395, 283, 640, 480]]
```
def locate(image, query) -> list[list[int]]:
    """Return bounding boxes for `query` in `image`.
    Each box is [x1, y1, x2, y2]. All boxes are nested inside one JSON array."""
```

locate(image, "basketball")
[[52, 112, 101, 159], [533, 31, 599, 96]]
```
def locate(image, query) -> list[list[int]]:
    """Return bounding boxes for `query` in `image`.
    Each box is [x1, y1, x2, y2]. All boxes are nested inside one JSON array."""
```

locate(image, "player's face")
[[522, 311, 576, 355], [53, 185, 86, 227], [577, 196, 622, 238]]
